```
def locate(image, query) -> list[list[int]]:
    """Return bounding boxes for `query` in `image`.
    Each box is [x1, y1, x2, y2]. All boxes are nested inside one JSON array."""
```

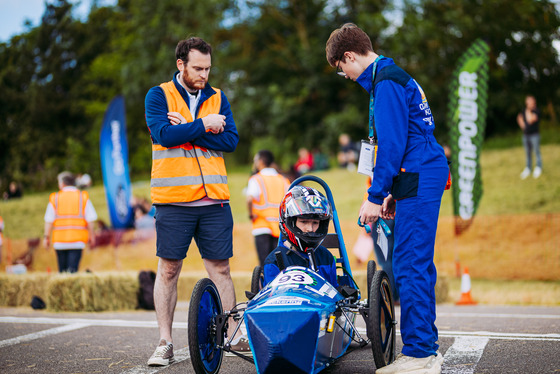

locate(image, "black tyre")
[[251, 265, 264, 295], [367, 270, 396, 369], [367, 260, 377, 299], [188, 278, 224, 374]]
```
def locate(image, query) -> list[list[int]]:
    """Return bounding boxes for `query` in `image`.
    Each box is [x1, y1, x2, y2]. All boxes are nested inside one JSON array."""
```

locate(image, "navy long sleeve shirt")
[[145, 71, 239, 152]]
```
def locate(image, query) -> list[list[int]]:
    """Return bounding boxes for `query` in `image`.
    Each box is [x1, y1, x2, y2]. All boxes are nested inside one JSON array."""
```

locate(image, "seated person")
[[293, 148, 314, 175], [263, 186, 338, 288], [337, 133, 358, 169]]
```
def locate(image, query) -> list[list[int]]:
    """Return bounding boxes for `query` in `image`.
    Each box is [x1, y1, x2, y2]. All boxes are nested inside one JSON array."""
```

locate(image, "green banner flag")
[[447, 39, 490, 235]]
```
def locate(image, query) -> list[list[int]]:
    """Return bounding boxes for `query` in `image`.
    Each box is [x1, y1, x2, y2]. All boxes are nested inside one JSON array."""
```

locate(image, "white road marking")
[[119, 347, 191, 374], [438, 312, 560, 319], [437, 330, 560, 341], [0, 316, 187, 329], [0, 323, 89, 348], [352, 327, 560, 341], [442, 336, 489, 374]]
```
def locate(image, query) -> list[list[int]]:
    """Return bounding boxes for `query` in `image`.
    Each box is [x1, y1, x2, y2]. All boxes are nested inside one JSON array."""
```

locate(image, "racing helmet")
[[279, 186, 332, 253]]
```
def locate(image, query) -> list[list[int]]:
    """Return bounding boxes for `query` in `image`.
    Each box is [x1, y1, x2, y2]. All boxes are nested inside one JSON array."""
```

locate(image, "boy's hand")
[[358, 200, 381, 225], [381, 194, 395, 219]]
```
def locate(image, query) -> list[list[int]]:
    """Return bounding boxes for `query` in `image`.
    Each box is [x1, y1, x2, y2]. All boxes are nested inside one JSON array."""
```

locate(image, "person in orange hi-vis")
[[246, 150, 290, 265], [43, 171, 97, 273]]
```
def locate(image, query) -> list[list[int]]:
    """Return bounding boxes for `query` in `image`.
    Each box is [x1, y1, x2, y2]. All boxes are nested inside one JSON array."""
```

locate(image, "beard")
[[182, 72, 207, 92]]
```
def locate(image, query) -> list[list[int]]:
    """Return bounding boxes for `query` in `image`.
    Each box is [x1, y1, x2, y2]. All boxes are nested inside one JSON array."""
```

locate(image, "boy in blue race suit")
[[263, 186, 338, 288], [326, 24, 448, 374]]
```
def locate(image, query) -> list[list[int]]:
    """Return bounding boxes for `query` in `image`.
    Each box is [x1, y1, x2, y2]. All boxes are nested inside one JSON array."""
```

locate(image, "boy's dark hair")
[[256, 150, 274, 167], [175, 37, 212, 63], [326, 23, 374, 67]]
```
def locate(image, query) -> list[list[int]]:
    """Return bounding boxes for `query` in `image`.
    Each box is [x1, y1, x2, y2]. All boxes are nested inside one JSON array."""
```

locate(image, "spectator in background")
[[133, 197, 156, 228], [293, 147, 314, 176], [246, 150, 290, 265], [517, 95, 542, 179], [337, 133, 358, 170], [43, 171, 97, 273], [76, 173, 92, 189], [132, 196, 156, 242], [3, 181, 23, 200], [442, 144, 451, 162]]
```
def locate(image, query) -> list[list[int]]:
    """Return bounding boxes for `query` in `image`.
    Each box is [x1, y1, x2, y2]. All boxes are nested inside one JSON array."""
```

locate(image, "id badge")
[[376, 222, 389, 261], [357, 139, 377, 178]]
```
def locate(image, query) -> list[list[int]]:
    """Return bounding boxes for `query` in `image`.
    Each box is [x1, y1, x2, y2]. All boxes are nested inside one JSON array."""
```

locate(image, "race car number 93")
[[275, 270, 314, 286]]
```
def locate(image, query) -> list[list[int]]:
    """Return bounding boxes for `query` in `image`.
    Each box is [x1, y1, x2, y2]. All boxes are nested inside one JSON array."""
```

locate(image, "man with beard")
[[145, 37, 246, 366]]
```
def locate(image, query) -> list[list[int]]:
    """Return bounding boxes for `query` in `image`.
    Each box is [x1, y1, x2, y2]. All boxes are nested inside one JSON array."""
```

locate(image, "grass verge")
[[0, 144, 559, 307]]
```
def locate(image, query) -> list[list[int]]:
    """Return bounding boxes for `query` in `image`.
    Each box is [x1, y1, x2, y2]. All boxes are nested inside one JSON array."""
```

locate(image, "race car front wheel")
[[188, 278, 224, 374]]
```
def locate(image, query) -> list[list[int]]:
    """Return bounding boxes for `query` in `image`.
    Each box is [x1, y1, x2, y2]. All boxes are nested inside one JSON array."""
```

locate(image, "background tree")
[[224, 0, 390, 169], [0, 0, 115, 190], [385, 0, 560, 143], [0, 0, 558, 193]]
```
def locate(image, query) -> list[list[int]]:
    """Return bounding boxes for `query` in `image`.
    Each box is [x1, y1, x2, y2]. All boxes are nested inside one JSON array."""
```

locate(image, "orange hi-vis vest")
[[151, 81, 230, 204], [250, 172, 289, 237], [50, 190, 89, 244]]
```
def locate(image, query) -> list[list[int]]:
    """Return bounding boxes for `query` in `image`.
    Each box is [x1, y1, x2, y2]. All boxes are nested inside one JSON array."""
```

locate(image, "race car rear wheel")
[[367, 270, 396, 369], [251, 265, 264, 294], [188, 278, 224, 374], [367, 260, 377, 300]]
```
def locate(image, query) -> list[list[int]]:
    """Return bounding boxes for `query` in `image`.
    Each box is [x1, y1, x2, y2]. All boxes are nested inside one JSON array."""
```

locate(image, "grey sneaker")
[[225, 336, 253, 357], [147, 339, 174, 366], [376, 352, 442, 374]]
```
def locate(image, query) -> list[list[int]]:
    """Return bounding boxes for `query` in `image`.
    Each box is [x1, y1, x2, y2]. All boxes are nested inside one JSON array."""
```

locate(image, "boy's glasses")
[[336, 58, 346, 77]]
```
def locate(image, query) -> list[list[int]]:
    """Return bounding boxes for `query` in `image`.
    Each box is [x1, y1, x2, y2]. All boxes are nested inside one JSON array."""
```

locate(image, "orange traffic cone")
[[456, 266, 477, 305]]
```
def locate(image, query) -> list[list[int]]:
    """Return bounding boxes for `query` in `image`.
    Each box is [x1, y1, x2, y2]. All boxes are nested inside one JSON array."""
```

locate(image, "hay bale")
[[177, 271, 207, 301], [46, 272, 138, 312], [0, 273, 50, 307], [0, 268, 449, 312]]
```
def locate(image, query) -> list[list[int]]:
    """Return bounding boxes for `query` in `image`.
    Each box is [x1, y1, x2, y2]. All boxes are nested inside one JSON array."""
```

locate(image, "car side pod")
[[245, 309, 320, 374], [244, 267, 349, 374]]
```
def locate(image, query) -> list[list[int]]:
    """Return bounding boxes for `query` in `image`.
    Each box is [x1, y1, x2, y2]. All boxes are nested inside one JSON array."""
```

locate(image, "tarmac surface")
[[0, 302, 559, 373]]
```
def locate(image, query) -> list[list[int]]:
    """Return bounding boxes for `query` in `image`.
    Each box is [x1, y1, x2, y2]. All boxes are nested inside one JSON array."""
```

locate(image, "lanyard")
[[368, 55, 384, 143]]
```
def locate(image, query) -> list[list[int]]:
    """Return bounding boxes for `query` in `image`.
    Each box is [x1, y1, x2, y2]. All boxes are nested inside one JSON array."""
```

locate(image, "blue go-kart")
[[188, 175, 396, 374]]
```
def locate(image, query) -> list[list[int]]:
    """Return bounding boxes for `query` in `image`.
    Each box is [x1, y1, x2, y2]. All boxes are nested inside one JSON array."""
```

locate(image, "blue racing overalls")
[[357, 57, 448, 358]]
